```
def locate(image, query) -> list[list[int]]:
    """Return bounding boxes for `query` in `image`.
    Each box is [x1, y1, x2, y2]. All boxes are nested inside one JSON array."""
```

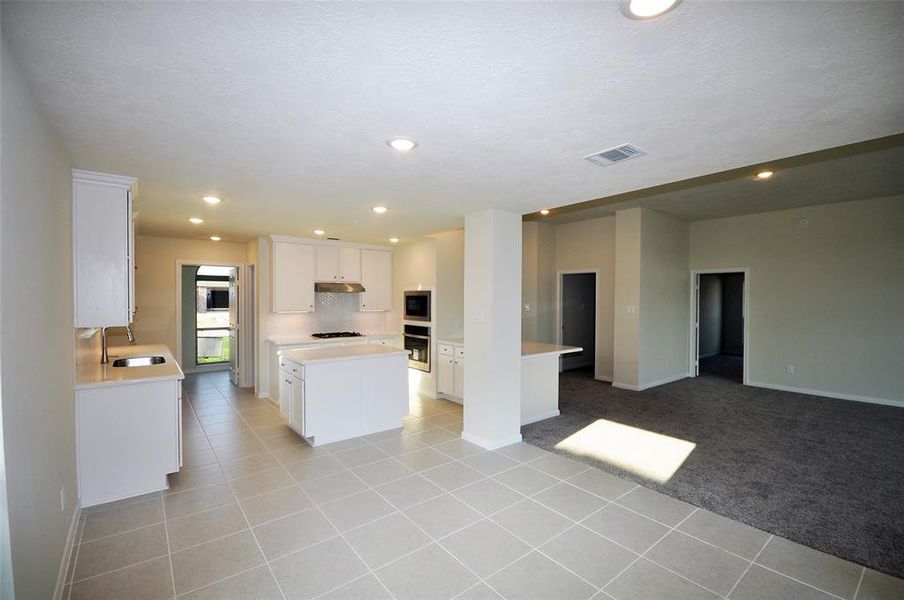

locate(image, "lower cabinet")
[[278, 373, 292, 422], [437, 343, 464, 401], [76, 379, 181, 507], [291, 373, 305, 435]]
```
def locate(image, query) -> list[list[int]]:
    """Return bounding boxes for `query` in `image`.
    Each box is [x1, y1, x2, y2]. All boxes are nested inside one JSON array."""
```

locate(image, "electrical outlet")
[[785, 364, 795, 375], [523, 303, 531, 312], [60, 487, 66, 512]]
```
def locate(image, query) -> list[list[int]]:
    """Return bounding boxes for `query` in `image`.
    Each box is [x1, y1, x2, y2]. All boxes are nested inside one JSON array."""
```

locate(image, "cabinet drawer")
[[438, 344, 454, 356], [278, 355, 288, 370], [455, 346, 465, 358], [288, 363, 304, 379]]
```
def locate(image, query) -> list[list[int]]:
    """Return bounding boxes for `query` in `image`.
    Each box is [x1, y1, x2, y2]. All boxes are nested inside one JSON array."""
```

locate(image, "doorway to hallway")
[[692, 270, 747, 384], [559, 272, 596, 374]]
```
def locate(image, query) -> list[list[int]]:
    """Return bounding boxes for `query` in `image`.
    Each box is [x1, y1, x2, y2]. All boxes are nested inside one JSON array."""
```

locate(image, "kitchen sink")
[[112, 356, 166, 367]]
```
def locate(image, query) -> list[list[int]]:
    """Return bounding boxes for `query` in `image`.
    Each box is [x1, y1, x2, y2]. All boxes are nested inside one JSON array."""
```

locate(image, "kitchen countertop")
[[522, 341, 583, 358], [282, 343, 409, 365], [435, 339, 582, 359], [76, 344, 184, 390], [267, 332, 399, 346]]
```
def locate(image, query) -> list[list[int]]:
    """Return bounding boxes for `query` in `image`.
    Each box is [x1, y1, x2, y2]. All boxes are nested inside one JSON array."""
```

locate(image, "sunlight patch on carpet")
[[554, 419, 695, 483]]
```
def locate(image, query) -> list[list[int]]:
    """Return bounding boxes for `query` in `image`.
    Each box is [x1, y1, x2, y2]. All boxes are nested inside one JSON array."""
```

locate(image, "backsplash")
[[266, 292, 388, 335]]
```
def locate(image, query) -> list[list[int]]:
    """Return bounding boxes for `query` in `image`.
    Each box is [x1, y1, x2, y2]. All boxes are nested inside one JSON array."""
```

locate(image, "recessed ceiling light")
[[539, 209, 550, 216], [756, 170, 774, 180], [209, 235, 221, 241], [188, 217, 204, 224], [389, 237, 399, 243], [620, 0, 681, 19], [386, 137, 418, 152], [314, 229, 325, 236], [202, 196, 221, 205], [372, 206, 388, 214]]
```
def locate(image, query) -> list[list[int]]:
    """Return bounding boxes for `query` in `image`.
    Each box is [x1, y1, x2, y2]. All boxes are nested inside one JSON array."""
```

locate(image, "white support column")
[[461, 209, 523, 449]]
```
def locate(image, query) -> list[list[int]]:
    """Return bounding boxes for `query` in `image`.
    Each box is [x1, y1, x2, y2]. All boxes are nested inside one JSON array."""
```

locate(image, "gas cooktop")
[[311, 331, 365, 339]]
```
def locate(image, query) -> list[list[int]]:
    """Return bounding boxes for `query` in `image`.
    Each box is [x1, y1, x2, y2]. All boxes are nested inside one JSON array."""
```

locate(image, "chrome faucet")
[[101, 325, 135, 364]]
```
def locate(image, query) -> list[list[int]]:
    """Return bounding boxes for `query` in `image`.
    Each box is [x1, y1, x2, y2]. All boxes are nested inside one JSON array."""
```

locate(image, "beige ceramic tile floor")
[[62, 371, 904, 600]]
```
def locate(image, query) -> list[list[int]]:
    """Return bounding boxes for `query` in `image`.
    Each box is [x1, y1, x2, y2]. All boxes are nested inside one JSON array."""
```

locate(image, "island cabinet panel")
[[281, 346, 408, 446], [360, 353, 409, 433]]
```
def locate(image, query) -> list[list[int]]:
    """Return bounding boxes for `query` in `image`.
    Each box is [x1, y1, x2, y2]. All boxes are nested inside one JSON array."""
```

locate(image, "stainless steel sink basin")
[[112, 356, 166, 367]]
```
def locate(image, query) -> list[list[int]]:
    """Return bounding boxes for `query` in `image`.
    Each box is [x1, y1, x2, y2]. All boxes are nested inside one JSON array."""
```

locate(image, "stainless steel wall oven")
[[404, 324, 431, 372]]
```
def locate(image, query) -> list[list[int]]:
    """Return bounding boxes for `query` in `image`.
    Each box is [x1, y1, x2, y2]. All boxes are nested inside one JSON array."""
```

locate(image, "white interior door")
[[228, 269, 240, 385]]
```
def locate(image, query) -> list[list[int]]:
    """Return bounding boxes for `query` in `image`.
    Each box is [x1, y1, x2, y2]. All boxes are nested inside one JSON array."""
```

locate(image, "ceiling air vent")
[[584, 144, 646, 167]]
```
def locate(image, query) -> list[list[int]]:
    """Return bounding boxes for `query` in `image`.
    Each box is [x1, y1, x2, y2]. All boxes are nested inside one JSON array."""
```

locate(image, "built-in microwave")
[[404, 290, 431, 322]]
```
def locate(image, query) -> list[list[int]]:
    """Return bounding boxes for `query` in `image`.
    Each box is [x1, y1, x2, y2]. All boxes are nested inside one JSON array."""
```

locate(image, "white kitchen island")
[[278, 344, 409, 446]]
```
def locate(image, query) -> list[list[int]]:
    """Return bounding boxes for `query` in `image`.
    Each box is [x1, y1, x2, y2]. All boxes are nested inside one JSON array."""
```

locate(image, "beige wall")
[[434, 230, 465, 340], [522, 222, 557, 345], [553, 216, 617, 381], [388, 238, 437, 334], [613, 209, 642, 387], [1, 39, 78, 600], [133, 235, 248, 364], [638, 208, 689, 387], [390, 238, 437, 396], [690, 195, 904, 403]]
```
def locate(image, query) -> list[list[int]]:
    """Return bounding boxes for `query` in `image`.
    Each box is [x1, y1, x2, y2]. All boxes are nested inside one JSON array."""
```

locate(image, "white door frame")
[[555, 270, 601, 379], [174, 259, 245, 375], [688, 268, 749, 385]]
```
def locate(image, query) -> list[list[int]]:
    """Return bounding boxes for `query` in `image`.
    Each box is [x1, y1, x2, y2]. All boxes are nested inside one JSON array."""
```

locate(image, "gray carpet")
[[521, 366, 904, 578]]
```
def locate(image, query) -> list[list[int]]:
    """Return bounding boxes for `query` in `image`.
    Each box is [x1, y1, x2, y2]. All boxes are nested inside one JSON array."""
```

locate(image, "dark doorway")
[[698, 272, 744, 382], [560, 273, 596, 373]]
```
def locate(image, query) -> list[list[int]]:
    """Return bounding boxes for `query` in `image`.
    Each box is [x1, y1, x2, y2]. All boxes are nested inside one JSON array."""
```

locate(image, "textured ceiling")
[[3, 1, 903, 243], [541, 142, 904, 224]]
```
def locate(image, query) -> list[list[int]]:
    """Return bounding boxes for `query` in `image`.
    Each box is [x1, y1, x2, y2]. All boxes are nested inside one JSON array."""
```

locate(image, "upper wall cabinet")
[[272, 240, 315, 312], [73, 169, 137, 327], [315, 246, 361, 283], [360, 250, 392, 311]]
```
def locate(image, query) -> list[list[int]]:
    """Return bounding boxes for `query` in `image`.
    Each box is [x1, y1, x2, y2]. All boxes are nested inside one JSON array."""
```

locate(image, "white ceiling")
[[4, 1, 903, 244], [542, 142, 904, 224]]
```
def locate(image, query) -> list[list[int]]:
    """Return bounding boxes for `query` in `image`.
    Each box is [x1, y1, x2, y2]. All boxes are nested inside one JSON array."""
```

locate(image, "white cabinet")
[[272, 240, 315, 312], [76, 379, 180, 507], [316, 246, 361, 282], [72, 169, 137, 327], [437, 343, 464, 401], [360, 250, 392, 311], [437, 354, 455, 396], [291, 373, 305, 434], [454, 347, 465, 398], [278, 373, 292, 421]]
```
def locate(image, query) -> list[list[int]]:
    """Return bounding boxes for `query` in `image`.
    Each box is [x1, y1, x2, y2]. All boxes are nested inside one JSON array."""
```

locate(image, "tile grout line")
[[852, 566, 866, 600], [66, 513, 85, 599], [209, 385, 399, 600], [598, 508, 701, 595], [69, 552, 172, 586], [185, 386, 290, 600], [726, 533, 772, 598], [337, 442, 511, 600], [158, 493, 178, 600]]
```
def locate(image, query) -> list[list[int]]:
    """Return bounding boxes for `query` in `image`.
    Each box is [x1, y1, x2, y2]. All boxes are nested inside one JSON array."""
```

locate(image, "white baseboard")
[[521, 410, 560, 426], [461, 431, 523, 450], [612, 373, 689, 392], [594, 374, 613, 383], [746, 380, 904, 408], [54, 502, 81, 600]]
